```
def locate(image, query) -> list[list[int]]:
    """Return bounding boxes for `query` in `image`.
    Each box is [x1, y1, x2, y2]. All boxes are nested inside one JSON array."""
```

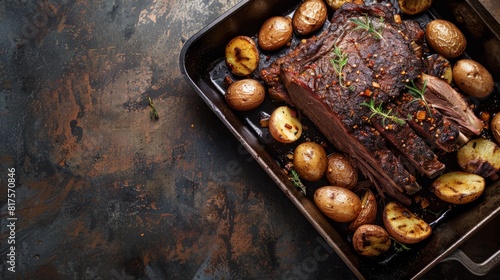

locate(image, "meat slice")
[[398, 92, 461, 153], [281, 72, 414, 204], [420, 73, 484, 137], [261, 3, 449, 204]]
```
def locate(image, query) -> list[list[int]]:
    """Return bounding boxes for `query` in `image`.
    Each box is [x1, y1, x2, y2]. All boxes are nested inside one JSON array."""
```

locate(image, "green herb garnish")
[[350, 14, 385, 40], [360, 98, 406, 125], [406, 79, 432, 117], [148, 96, 159, 120], [391, 238, 412, 253], [290, 169, 307, 195], [330, 45, 349, 88]]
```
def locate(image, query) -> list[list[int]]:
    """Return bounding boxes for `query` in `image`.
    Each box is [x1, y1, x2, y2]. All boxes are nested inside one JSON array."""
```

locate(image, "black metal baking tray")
[[180, 0, 500, 279]]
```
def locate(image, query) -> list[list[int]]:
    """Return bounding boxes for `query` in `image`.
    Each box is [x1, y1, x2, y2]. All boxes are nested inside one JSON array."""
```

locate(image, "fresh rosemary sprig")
[[406, 79, 432, 116], [148, 96, 159, 120], [289, 169, 307, 195], [360, 98, 406, 125], [330, 45, 349, 87], [350, 14, 385, 40]]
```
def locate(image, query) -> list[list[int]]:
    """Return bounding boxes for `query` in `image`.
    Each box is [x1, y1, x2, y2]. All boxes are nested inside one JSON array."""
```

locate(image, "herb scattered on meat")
[[330, 45, 349, 88], [350, 14, 385, 40], [361, 98, 406, 125]]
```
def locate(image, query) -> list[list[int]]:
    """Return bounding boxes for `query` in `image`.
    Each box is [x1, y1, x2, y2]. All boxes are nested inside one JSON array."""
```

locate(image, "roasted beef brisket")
[[261, 3, 482, 204]]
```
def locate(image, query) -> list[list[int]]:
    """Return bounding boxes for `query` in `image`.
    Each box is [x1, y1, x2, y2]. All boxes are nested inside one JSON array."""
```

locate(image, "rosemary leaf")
[[360, 98, 406, 125], [329, 45, 349, 87], [406, 79, 432, 116], [290, 169, 307, 195], [148, 96, 159, 120], [350, 14, 384, 40]]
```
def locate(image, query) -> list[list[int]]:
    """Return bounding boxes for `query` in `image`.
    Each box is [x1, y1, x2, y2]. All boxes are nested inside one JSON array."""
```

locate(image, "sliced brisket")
[[260, 3, 482, 204]]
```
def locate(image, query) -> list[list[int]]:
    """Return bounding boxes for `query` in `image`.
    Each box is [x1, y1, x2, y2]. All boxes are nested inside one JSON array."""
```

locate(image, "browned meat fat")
[[261, 3, 474, 204]]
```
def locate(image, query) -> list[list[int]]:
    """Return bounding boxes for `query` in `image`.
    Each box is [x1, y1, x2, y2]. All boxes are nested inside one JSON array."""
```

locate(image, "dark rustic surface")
[[0, 0, 498, 279]]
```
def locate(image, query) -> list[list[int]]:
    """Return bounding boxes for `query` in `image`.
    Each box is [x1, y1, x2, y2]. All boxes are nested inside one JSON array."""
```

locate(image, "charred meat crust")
[[260, 3, 482, 204]]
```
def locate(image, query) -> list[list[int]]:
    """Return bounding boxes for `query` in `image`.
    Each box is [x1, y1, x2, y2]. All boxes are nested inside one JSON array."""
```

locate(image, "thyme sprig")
[[360, 98, 406, 125], [350, 14, 385, 40], [406, 79, 432, 116], [289, 169, 307, 195], [148, 96, 159, 120], [391, 238, 412, 253], [330, 45, 349, 87]]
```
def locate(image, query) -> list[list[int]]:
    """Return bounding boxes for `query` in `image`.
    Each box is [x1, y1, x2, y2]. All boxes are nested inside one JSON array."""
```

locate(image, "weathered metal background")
[[0, 0, 498, 279]]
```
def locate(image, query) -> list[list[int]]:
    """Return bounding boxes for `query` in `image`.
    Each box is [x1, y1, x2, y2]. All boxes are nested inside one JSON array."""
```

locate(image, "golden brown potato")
[[383, 202, 432, 244], [293, 142, 328, 181], [325, 0, 363, 10], [326, 153, 358, 189], [292, 0, 327, 35], [452, 59, 494, 99], [225, 36, 260, 76], [426, 19, 467, 58], [348, 189, 377, 231], [457, 138, 500, 177], [268, 106, 302, 143], [431, 171, 485, 204], [314, 186, 361, 222], [352, 224, 391, 257], [398, 0, 432, 15], [225, 79, 265, 111], [258, 16, 293, 51], [492, 113, 500, 145]]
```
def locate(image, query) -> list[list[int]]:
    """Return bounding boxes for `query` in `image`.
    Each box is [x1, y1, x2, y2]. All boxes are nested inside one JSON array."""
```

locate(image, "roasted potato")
[[326, 153, 358, 189], [398, 0, 432, 15], [268, 106, 302, 143], [314, 186, 362, 222], [426, 19, 467, 58], [492, 113, 500, 145], [258, 16, 293, 51], [352, 224, 391, 257], [457, 138, 500, 177], [348, 189, 377, 231], [426, 54, 453, 84], [383, 201, 432, 244], [225, 36, 260, 76], [292, 0, 327, 36], [225, 79, 265, 111], [431, 171, 485, 204], [452, 59, 494, 99], [293, 142, 328, 182], [325, 0, 363, 10]]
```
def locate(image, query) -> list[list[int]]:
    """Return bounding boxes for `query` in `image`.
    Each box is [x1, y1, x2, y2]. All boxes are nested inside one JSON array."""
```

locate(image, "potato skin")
[[225, 79, 265, 111], [426, 19, 466, 58], [383, 202, 432, 244], [431, 171, 485, 204], [348, 189, 377, 231], [457, 138, 500, 177], [225, 36, 260, 76], [492, 113, 500, 145], [326, 153, 358, 189], [258, 16, 293, 51], [292, 0, 327, 35], [325, 0, 363, 10], [398, 0, 432, 15], [452, 59, 494, 99], [293, 142, 328, 182], [268, 106, 302, 143], [352, 224, 391, 257], [314, 186, 361, 222]]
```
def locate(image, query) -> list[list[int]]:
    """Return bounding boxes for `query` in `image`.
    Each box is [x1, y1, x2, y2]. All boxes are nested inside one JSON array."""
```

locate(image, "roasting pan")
[[180, 0, 500, 279]]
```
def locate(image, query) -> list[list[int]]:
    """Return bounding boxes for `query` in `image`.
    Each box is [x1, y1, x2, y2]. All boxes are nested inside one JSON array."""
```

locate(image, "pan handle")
[[441, 248, 500, 276]]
